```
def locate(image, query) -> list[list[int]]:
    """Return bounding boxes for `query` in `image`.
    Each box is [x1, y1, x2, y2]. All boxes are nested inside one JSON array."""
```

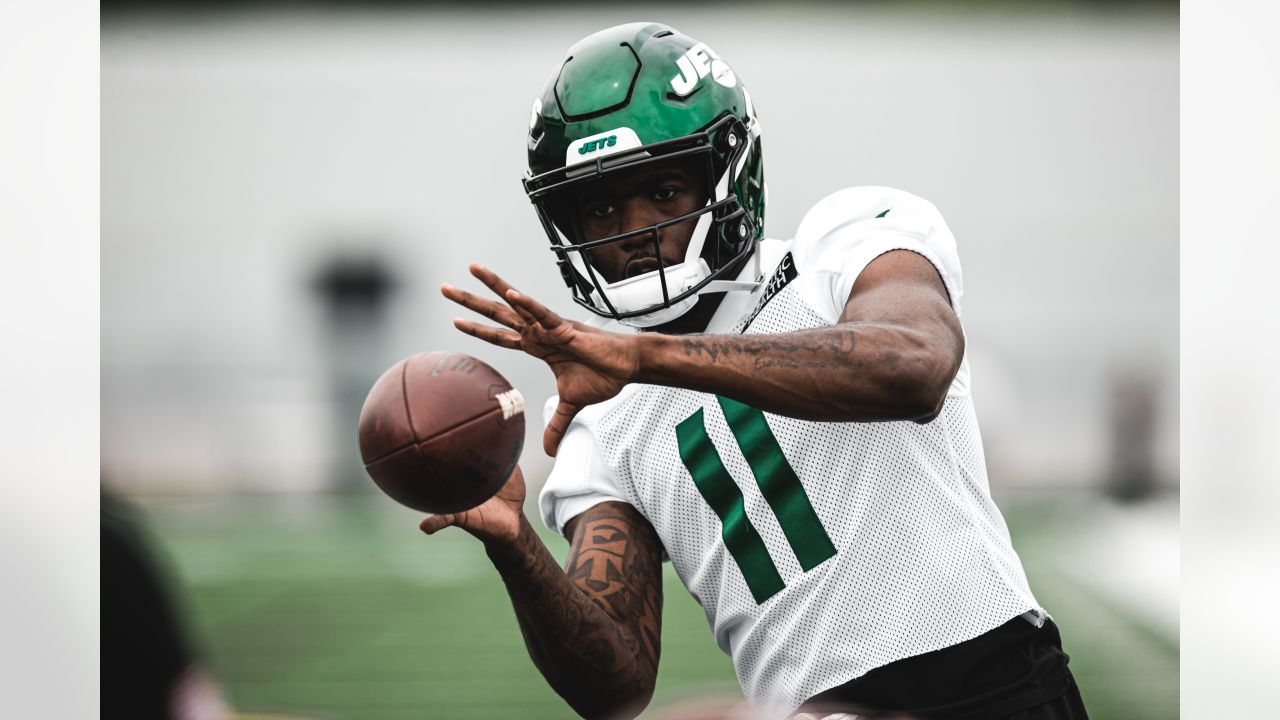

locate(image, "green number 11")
[[675, 397, 837, 604]]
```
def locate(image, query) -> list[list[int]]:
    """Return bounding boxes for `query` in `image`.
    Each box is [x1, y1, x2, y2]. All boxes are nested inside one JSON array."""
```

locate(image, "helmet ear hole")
[[716, 217, 737, 252]]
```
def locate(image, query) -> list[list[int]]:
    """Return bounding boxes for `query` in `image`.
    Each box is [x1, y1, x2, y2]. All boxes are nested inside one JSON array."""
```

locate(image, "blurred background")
[[101, 1, 1178, 718]]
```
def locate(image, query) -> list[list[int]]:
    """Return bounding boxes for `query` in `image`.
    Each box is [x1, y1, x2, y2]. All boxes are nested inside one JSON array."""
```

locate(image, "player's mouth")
[[624, 256, 662, 279]]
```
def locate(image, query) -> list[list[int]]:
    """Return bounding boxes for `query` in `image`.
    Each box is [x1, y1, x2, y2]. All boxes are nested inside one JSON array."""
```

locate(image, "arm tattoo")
[[645, 249, 965, 423], [680, 327, 859, 370], [485, 504, 663, 716], [567, 511, 663, 673]]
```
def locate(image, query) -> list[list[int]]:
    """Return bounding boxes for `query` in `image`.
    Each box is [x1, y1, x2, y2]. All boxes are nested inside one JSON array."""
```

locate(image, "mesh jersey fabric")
[[538, 186, 1042, 714]]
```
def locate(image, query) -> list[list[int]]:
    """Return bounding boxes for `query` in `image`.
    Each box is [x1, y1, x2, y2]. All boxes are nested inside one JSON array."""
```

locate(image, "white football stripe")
[[495, 388, 525, 420]]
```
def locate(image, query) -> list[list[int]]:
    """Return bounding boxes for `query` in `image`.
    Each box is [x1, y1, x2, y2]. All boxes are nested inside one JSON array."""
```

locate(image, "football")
[[358, 351, 525, 514]]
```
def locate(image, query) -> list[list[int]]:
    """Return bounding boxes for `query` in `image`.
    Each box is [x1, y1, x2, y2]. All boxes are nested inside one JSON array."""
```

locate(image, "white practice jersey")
[[538, 186, 1042, 714]]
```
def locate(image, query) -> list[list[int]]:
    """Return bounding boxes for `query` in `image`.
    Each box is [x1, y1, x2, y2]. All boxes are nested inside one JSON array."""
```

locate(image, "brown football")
[[357, 351, 525, 514]]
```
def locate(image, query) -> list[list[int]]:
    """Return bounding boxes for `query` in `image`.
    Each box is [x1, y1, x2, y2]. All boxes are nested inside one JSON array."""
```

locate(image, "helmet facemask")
[[525, 113, 758, 328]]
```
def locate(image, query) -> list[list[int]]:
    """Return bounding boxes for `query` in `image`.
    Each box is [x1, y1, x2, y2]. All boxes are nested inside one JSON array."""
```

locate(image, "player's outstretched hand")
[[420, 465, 526, 546], [442, 264, 641, 456]]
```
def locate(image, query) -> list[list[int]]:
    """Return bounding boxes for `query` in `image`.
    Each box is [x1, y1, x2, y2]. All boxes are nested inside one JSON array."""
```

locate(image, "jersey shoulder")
[[789, 186, 963, 316], [793, 186, 950, 256]]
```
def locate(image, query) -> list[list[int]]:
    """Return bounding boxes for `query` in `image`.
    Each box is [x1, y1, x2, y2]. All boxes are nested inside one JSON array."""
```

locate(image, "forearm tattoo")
[[486, 504, 664, 711], [678, 326, 861, 371]]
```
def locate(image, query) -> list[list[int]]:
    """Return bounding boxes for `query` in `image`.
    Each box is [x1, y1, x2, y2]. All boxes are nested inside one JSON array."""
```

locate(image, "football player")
[[429, 22, 1089, 720]]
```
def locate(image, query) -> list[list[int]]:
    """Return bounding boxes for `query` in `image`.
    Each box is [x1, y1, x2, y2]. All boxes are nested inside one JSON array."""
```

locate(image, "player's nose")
[[616, 198, 662, 249]]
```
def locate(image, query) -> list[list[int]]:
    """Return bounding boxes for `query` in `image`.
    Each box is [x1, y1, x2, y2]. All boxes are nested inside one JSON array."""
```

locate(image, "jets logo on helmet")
[[670, 42, 737, 97], [523, 22, 766, 328], [566, 127, 643, 165]]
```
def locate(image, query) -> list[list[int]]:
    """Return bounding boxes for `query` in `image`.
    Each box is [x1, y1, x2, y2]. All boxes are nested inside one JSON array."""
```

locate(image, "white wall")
[[101, 5, 1178, 495]]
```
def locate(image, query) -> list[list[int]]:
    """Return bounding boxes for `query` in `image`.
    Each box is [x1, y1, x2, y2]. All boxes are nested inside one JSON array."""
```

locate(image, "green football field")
[[142, 493, 1177, 719]]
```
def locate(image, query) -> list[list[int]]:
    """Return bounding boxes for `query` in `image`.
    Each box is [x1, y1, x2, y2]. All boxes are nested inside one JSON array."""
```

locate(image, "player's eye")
[[587, 203, 614, 218], [652, 186, 680, 202]]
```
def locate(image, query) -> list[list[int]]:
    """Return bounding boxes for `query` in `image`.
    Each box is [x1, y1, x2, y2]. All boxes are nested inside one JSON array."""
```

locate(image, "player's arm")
[[443, 254, 961, 455], [640, 249, 963, 423], [480, 501, 664, 720]]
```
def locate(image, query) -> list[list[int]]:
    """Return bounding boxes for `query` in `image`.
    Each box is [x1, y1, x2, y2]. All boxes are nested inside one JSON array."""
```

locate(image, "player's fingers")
[[419, 514, 457, 535], [471, 264, 540, 324], [543, 400, 581, 456], [469, 263, 514, 295], [506, 289, 564, 330], [441, 283, 522, 329], [452, 318, 522, 349], [469, 263, 525, 309], [443, 283, 524, 329]]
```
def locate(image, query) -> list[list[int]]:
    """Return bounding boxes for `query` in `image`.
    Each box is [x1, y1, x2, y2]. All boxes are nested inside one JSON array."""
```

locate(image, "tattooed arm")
[[484, 501, 664, 720], [637, 249, 964, 423], [421, 468, 663, 717], [443, 250, 962, 457]]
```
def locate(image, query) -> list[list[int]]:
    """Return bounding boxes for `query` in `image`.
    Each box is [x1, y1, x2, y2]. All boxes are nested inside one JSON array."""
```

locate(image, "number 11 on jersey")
[[675, 397, 837, 603]]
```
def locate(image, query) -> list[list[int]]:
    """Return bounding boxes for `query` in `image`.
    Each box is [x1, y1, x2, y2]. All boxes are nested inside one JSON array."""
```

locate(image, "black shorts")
[[1006, 683, 1088, 720], [799, 615, 1089, 720], [796, 685, 1089, 720]]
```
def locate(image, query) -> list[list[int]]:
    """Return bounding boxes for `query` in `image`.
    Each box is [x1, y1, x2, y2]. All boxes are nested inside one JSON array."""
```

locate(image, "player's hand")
[[442, 264, 641, 456], [419, 465, 526, 546]]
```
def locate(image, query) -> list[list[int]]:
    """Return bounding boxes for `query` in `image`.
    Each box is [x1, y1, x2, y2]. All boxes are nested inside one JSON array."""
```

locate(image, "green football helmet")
[[524, 22, 765, 328]]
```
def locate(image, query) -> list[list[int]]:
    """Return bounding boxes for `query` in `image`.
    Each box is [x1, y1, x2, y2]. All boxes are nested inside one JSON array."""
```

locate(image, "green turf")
[[148, 494, 735, 719], [142, 493, 1176, 719], [1006, 505, 1179, 720]]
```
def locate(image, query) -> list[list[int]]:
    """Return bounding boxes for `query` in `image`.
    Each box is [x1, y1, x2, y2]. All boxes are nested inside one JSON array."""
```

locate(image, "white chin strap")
[[702, 278, 761, 292], [613, 252, 761, 329]]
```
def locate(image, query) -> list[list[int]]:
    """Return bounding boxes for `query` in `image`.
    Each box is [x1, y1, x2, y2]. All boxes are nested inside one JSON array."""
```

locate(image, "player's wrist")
[[480, 511, 534, 560], [632, 332, 671, 385]]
